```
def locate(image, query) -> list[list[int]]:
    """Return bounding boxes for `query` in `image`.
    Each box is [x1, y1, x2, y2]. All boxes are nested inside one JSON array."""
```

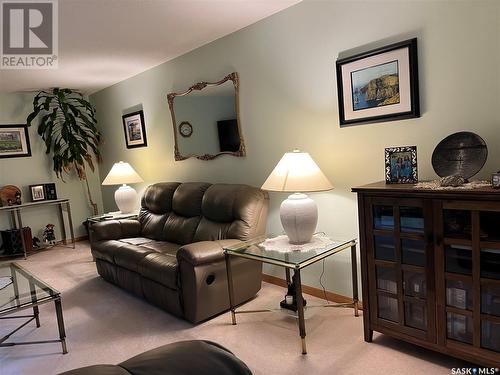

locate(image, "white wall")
[[90, 0, 500, 297], [0, 92, 103, 240]]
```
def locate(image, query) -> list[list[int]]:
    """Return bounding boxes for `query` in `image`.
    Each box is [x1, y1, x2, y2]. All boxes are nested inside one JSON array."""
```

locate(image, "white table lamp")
[[102, 161, 144, 213], [261, 150, 333, 244]]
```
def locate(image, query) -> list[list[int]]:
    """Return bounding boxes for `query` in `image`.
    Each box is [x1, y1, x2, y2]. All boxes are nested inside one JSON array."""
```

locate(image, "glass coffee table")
[[0, 262, 67, 354], [224, 235, 358, 354]]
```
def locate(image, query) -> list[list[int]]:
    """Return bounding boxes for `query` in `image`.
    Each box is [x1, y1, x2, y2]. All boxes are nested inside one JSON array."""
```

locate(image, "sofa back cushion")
[[163, 182, 210, 245], [140, 182, 180, 239], [139, 182, 269, 244]]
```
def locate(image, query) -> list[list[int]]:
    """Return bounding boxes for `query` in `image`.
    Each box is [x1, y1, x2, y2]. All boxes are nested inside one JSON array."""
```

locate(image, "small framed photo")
[[336, 38, 420, 127], [0, 124, 31, 158], [492, 173, 500, 189], [122, 110, 147, 149], [44, 183, 57, 200], [385, 146, 418, 184], [29, 185, 46, 201]]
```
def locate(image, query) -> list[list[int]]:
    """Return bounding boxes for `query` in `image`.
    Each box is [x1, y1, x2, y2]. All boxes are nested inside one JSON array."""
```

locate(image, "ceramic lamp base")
[[114, 184, 137, 214], [280, 193, 318, 244]]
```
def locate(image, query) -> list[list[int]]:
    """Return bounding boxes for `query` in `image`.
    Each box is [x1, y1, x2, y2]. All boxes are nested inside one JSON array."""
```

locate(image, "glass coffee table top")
[[0, 262, 59, 315], [224, 234, 356, 269]]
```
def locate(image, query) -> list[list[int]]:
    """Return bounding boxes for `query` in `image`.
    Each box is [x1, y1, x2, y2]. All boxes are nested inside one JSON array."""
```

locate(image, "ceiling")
[[0, 0, 301, 94]]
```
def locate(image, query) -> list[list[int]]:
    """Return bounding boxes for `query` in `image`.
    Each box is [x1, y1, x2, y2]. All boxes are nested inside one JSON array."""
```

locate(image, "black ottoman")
[[59, 340, 252, 375]]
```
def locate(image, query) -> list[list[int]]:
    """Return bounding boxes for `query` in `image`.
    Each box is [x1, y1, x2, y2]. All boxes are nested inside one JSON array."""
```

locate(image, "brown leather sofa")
[[90, 182, 269, 323], [58, 340, 252, 375]]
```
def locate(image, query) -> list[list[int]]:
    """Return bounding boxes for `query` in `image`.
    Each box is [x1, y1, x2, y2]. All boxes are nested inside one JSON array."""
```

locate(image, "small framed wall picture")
[[491, 172, 500, 188], [122, 110, 147, 149], [385, 146, 418, 184], [0, 124, 31, 158], [29, 185, 46, 201]]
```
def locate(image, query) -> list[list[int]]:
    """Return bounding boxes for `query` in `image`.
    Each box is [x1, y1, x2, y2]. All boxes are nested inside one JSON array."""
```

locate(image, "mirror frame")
[[167, 72, 246, 161]]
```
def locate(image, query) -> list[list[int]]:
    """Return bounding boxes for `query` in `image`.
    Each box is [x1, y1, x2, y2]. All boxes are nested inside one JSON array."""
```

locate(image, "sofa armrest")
[[89, 219, 142, 242], [177, 239, 240, 266]]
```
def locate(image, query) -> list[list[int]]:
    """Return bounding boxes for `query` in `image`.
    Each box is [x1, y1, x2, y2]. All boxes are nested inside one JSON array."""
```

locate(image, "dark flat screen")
[[217, 119, 240, 152]]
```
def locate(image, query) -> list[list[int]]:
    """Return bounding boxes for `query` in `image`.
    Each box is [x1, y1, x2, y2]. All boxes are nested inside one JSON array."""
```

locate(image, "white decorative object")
[[261, 234, 336, 252], [102, 161, 143, 213], [261, 150, 333, 244]]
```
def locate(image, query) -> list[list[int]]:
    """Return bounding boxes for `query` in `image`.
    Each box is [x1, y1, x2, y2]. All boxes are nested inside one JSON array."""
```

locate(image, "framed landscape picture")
[[0, 124, 31, 158], [336, 38, 420, 126], [122, 110, 147, 149], [385, 146, 418, 184]]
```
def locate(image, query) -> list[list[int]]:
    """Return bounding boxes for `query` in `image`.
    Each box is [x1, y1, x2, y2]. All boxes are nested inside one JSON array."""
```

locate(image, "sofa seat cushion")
[[91, 240, 128, 264], [139, 252, 179, 289], [114, 245, 156, 273], [140, 240, 179, 256]]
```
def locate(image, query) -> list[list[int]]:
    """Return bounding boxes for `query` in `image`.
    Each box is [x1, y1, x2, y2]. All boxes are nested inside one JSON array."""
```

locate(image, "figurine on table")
[[43, 224, 56, 245]]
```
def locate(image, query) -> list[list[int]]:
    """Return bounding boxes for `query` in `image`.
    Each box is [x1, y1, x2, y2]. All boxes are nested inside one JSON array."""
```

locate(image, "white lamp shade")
[[261, 150, 333, 192], [102, 161, 143, 185]]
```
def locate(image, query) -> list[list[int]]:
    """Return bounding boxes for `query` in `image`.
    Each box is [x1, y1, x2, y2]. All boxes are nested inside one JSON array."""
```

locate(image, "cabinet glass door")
[[369, 199, 432, 341], [440, 204, 500, 357]]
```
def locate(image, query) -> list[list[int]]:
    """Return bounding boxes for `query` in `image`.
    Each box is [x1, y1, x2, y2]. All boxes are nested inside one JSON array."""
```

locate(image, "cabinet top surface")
[[352, 181, 500, 196]]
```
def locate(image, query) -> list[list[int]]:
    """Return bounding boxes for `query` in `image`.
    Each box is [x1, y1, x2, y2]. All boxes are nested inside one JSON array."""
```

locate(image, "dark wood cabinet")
[[353, 182, 500, 366]]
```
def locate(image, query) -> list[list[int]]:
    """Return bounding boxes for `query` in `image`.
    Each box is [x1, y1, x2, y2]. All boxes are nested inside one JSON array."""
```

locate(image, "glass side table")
[[87, 211, 138, 223], [224, 234, 358, 355], [0, 262, 67, 354]]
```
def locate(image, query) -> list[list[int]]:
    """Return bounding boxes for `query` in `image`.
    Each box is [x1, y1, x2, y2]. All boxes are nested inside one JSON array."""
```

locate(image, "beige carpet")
[[0, 242, 472, 374]]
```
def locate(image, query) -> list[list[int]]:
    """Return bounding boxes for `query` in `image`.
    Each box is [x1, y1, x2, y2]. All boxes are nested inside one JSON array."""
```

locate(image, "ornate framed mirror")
[[167, 72, 246, 160]]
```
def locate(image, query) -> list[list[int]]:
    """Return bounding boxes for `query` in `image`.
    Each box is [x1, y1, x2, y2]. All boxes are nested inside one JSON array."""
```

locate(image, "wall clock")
[[179, 121, 193, 138]]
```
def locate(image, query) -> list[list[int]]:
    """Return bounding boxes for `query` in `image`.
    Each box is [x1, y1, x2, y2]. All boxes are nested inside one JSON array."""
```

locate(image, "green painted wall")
[[0, 92, 103, 242], [90, 0, 500, 297]]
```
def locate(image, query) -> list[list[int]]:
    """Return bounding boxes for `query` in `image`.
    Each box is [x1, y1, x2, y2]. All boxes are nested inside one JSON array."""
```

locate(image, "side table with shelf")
[[0, 199, 75, 259]]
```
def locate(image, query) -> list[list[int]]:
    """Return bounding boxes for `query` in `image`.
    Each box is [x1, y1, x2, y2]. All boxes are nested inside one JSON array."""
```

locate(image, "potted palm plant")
[[26, 88, 102, 215]]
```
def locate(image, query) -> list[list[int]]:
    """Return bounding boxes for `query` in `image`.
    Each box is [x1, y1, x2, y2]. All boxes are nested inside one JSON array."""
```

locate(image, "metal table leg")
[[58, 203, 67, 245], [225, 252, 236, 325], [66, 202, 75, 249], [29, 279, 40, 328], [15, 209, 27, 260], [294, 269, 307, 354], [351, 244, 359, 317], [10, 264, 19, 304], [54, 297, 68, 354]]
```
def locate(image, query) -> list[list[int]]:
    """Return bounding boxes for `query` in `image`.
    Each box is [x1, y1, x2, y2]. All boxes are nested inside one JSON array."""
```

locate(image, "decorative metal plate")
[[431, 132, 487, 179]]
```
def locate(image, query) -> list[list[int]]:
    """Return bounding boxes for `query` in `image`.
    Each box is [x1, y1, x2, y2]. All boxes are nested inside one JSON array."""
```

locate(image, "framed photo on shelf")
[[0, 124, 31, 158], [44, 183, 57, 200], [491, 172, 500, 188], [122, 110, 147, 149], [385, 146, 418, 184], [336, 38, 420, 127], [29, 185, 46, 201]]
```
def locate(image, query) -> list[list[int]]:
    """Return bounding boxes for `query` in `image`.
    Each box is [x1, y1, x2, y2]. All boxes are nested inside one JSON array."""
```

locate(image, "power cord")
[[314, 231, 330, 304], [319, 257, 330, 304]]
